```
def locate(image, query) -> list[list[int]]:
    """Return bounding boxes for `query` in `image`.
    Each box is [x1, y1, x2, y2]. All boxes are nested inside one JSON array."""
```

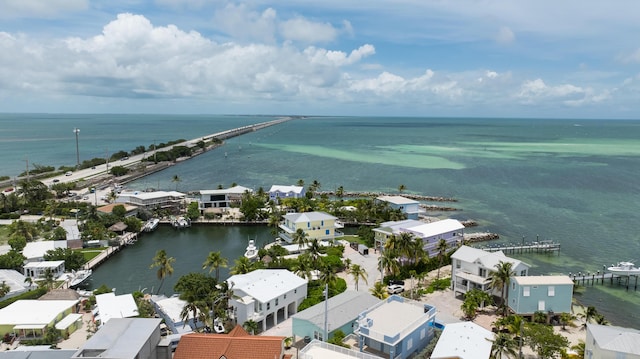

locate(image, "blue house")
[[507, 275, 573, 320], [375, 195, 424, 220], [355, 295, 436, 359]]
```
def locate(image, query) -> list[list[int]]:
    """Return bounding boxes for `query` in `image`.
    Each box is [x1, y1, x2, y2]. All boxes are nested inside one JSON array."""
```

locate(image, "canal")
[[87, 224, 273, 296]]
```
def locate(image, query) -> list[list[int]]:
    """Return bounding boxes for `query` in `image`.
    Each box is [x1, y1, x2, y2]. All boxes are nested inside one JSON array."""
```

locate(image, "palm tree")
[[0, 281, 10, 297], [349, 264, 368, 291], [42, 268, 56, 291], [202, 251, 228, 281], [292, 228, 309, 252], [336, 186, 344, 200], [377, 249, 399, 279], [23, 276, 33, 289], [171, 175, 181, 191], [292, 254, 313, 280], [559, 312, 577, 330], [243, 319, 259, 335], [319, 262, 338, 286], [230, 256, 253, 275], [579, 305, 600, 329], [398, 184, 406, 193], [306, 238, 322, 265], [571, 341, 585, 358], [489, 261, 515, 316], [436, 238, 449, 279], [150, 249, 175, 294], [490, 332, 519, 359], [296, 179, 305, 187], [369, 281, 388, 299]]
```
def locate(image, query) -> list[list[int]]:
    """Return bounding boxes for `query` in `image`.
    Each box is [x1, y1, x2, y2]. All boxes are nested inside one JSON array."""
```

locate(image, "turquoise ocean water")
[[1, 114, 639, 327]]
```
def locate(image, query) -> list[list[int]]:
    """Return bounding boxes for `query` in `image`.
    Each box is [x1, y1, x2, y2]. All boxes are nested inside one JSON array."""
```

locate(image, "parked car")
[[389, 279, 405, 286], [65, 171, 72, 176], [387, 284, 404, 294]]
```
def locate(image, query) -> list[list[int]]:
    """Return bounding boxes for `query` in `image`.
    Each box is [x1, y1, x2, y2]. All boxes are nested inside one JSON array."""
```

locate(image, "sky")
[[0, 0, 639, 118]]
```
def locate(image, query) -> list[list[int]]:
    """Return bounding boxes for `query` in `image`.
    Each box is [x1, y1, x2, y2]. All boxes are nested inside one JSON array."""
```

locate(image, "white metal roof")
[[588, 323, 640, 355], [227, 269, 307, 303], [153, 295, 193, 323], [96, 292, 139, 324], [284, 211, 337, 223], [0, 269, 29, 293], [376, 195, 419, 205], [452, 245, 530, 270], [199, 185, 253, 195], [0, 300, 78, 326], [293, 291, 380, 331], [55, 313, 83, 330], [23, 260, 65, 269], [512, 275, 574, 285], [431, 321, 494, 359], [22, 241, 67, 261], [269, 185, 304, 194], [120, 190, 185, 200], [406, 219, 464, 237], [73, 318, 162, 359]]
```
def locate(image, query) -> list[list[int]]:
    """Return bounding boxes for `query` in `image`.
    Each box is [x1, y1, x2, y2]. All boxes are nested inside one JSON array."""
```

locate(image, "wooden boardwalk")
[[569, 271, 639, 291], [476, 240, 561, 255]]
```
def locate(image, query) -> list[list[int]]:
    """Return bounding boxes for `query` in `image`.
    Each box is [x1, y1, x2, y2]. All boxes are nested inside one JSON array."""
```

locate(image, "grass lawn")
[[76, 247, 107, 261]]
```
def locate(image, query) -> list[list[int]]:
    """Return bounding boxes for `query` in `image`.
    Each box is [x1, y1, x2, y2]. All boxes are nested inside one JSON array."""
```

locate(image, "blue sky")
[[0, 0, 639, 118]]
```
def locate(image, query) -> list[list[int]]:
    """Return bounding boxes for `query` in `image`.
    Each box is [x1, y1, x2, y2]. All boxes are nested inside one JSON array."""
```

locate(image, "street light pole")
[[324, 283, 328, 342], [73, 128, 80, 169]]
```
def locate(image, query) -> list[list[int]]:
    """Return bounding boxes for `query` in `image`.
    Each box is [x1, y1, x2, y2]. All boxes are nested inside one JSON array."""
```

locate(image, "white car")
[[387, 284, 404, 294], [65, 171, 72, 176]]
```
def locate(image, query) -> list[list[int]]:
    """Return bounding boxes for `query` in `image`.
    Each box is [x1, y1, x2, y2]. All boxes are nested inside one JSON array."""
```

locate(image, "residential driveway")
[[338, 241, 381, 291]]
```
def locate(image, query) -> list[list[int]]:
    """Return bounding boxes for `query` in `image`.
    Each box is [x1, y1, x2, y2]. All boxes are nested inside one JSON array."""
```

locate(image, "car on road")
[[65, 171, 72, 176], [52, 179, 60, 183], [387, 284, 404, 294]]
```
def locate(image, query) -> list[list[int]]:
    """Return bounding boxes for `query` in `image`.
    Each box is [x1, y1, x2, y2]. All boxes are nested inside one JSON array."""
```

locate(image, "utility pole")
[[73, 128, 80, 169], [324, 283, 328, 341]]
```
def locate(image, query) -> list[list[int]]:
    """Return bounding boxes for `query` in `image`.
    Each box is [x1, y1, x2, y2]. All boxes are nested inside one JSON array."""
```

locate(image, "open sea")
[[1, 113, 639, 327]]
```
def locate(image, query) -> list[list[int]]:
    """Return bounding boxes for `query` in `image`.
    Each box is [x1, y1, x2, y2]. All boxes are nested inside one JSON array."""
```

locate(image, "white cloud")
[[619, 48, 640, 64], [495, 26, 515, 44], [303, 44, 375, 66], [212, 4, 278, 43], [0, 0, 88, 18], [279, 17, 339, 43]]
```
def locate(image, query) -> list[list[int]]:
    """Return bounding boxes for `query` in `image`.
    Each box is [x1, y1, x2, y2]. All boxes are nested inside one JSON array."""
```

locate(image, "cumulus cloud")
[[212, 4, 278, 43], [304, 44, 375, 66], [516, 78, 612, 107], [0, 0, 88, 18], [279, 17, 339, 43]]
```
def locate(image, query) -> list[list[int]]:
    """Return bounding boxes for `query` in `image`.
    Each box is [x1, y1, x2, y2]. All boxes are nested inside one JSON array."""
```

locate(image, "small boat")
[[172, 216, 191, 229], [69, 269, 92, 288], [607, 261, 640, 276], [144, 218, 160, 232], [244, 239, 258, 260]]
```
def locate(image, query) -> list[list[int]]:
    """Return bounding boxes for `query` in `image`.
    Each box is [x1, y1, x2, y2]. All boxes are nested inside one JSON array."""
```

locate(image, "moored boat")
[[144, 218, 160, 232], [69, 269, 92, 288], [172, 216, 191, 229], [244, 239, 258, 260], [607, 261, 640, 276]]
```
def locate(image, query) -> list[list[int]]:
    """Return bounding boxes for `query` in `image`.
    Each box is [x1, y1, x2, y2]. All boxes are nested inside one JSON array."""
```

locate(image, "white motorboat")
[[244, 239, 258, 260], [144, 218, 160, 232], [172, 216, 191, 229], [607, 261, 640, 276], [69, 269, 92, 288]]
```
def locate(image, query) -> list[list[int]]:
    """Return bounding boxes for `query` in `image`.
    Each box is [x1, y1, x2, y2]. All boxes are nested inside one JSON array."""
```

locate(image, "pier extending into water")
[[475, 240, 561, 255], [569, 269, 639, 291]]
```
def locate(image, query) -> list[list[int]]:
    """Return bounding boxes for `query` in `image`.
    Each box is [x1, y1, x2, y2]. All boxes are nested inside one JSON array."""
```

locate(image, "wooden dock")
[[476, 240, 561, 255], [569, 270, 639, 291]]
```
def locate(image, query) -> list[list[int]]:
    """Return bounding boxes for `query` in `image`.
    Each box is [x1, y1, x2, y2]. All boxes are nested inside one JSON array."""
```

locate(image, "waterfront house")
[[430, 321, 494, 359], [292, 290, 380, 342], [197, 185, 253, 212], [227, 269, 307, 333], [151, 295, 197, 334], [23, 260, 65, 280], [279, 211, 344, 243], [585, 323, 640, 359], [375, 195, 424, 220], [72, 318, 167, 359], [22, 240, 67, 263], [451, 245, 530, 298], [0, 299, 79, 339], [299, 340, 383, 359], [373, 218, 464, 258], [507, 275, 573, 320], [173, 325, 286, 359], [94, 292, 139, 326], [269, 185, 305, 203], [354, 295, 437, 359], [115, 190, 186, 211], [0, 269, 31, 300]]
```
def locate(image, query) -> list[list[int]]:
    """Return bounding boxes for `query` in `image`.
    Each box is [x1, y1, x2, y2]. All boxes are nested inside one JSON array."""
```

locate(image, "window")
[[407, 338, 413, 350], [520, 270, 527, 276], [267, 302, 270, 310], [456, 260, 461, 269], [307, 222, 310, 228], [538, 300, 545, 311], [321, 220, 324, 226], [512, 282, 516, 290], [479, 268, 487, 277], [523, 286, 530, 297], [548, 286, 555, 296], [275, 298, 279, 306], [326, 229, 330, 235], [420, 328, 426, 339]]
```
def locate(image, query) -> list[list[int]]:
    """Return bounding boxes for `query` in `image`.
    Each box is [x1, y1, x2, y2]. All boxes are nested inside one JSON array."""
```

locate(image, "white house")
[[22, 240, 67, 263], [94, 292, 139, 326], [585, 323, 640, 359], [0, 299, 79, 338], [299, 340, 383, 359], [431, 321, 494, 359], [23, 260, 65, 279], [376, 195, 424, 220], [197, 185, 253, 212], [279, 211, 344, 243], [0, 269, 32, 299], [227, 269, 307, 333], [268, 185, 305, 203], [116, 190, 186, 210], [151, 295, 197, 334], [451, 245, 530, 298], [374, 218, 464, 257]]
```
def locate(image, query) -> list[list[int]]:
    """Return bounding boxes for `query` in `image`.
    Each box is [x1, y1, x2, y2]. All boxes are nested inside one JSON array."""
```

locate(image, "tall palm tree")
[[336, 186, 344, 200], [150, 249, 175, 294], [436, 238, 449, 279], [489, 261, 515, 316], [42, 268, 56, 291], [398, 184, 406, 193], [171, 175, 181, 191], [292, 254, 313, 280], [230, 256, 253, 275], [349, 264, 368, 291], [306, 238, 322, 265], [490, 332, 519, 359], [292, 228, 309, 251], [377, 249, 399, 279], [296, 179, 304, 187], [319, 262, 337, 287], [202, 251, 228, 281]]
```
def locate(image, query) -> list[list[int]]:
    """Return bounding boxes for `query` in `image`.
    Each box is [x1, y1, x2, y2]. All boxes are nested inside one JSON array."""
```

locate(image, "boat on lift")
[[607, 261, 640, 276], [244, 239, 258, 260]]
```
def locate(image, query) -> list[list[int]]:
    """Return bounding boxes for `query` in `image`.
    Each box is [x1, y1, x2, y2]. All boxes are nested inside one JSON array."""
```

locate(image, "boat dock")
[[568, 269, 639, 291], [475, 240, 561, 255]]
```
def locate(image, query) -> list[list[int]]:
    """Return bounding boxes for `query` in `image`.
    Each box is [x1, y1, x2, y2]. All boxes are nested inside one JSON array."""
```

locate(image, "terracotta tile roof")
[[173, 325, 285, 359]]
